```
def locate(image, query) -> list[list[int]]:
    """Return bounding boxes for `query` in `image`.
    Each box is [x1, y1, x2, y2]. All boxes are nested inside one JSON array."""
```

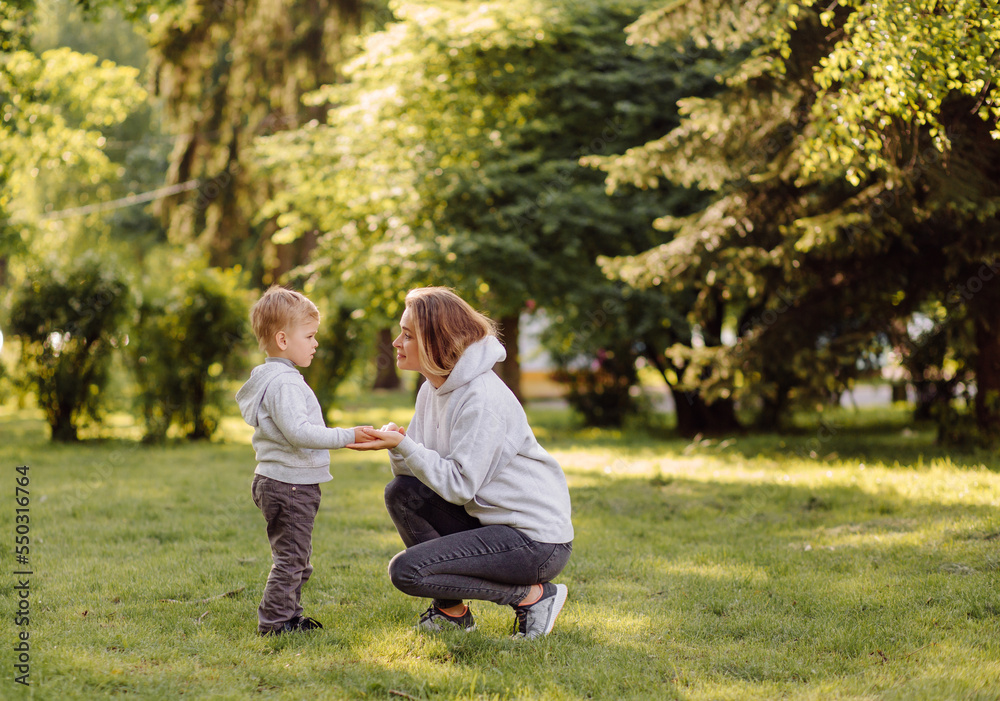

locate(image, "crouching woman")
[[352, 287, 574, 639]]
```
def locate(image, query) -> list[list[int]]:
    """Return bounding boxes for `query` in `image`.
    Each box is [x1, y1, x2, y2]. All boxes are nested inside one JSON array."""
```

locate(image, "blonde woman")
[[351, 287, 573, 639]]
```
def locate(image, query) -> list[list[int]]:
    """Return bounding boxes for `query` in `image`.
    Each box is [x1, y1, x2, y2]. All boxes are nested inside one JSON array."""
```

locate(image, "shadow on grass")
[[542, 472, 1000, 694], [525, 402, 997, 472]]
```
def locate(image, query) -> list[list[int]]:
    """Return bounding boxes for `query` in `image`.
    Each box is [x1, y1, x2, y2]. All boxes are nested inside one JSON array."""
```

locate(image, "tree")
[[30, 0, 171, 253], [7, 254, 130, 441], [112, 0, 366, 277], [589, 0, 1000, 439], [255, 0, 714, 401]]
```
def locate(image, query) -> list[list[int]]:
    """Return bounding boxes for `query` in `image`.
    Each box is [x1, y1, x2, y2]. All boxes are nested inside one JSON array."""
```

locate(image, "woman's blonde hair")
[[404, 287, 498, 377], [249, 286, 320, 353]]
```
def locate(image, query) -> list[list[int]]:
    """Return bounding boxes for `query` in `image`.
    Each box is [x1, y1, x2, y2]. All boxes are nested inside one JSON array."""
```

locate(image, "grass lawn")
[[1, 393, 999, 700]]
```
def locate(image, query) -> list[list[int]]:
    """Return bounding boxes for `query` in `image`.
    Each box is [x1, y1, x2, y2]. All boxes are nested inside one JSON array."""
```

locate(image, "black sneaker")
[[512, 583, 568, 640], [259, 615, 323, 636], [259, 619, 298, 637], [416, 605, 476, 632], [294, 615, 323, 631]]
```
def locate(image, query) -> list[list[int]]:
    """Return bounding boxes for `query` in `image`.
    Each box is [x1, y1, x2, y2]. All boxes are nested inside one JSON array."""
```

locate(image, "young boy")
[[236, 286, 370, 636]]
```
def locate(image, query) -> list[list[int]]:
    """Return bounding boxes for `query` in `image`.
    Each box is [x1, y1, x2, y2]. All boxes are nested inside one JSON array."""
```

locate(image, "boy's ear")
[[274, 330, 288, 351]]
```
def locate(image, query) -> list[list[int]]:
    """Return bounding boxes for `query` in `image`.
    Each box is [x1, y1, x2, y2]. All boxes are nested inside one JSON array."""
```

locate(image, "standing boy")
[[236, 286, 371, 636]]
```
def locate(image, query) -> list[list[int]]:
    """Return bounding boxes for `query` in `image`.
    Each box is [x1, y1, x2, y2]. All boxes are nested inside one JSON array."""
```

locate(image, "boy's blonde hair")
[[249, 286, 320, 353], [404, 287, 498, 377]]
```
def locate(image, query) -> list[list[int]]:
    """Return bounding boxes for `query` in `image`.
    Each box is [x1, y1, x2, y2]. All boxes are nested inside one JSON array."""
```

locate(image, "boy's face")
[[273, 318, 319, 367]]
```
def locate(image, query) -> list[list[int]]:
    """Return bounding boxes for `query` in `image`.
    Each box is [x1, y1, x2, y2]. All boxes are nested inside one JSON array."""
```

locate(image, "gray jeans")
[[385, 476, 572, 608], [251, 474, 321, 634]]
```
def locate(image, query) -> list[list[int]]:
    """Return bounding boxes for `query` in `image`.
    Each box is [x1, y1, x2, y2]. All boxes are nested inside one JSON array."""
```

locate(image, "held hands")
[[351, 426, 376, 445], [346, 422, 406, 451]]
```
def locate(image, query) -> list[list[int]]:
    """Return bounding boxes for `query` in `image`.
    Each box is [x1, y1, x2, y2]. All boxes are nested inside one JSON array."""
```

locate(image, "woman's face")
[[392, 307, 423, 373]]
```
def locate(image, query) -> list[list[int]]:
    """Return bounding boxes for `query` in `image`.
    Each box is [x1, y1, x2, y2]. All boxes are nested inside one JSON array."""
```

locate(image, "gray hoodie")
[[235, 357, 353, 484], [389, 336, 574, 543]]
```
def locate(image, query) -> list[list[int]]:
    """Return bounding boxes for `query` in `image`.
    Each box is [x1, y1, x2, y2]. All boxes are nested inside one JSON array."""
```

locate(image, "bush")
[[552, 347, 641, 428], [542, 285, 653, 428], [7, 255, 130, 441], [130, 260, 250, 441]]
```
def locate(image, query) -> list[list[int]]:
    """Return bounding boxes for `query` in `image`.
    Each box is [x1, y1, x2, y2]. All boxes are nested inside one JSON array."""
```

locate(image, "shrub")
[[551, 346, 641, 427], [130, 261, 250, 442], [7, 255, 130, 441]]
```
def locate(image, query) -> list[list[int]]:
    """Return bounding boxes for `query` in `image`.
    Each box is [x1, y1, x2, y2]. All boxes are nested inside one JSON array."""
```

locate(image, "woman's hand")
[[346, 423, 405, 450]]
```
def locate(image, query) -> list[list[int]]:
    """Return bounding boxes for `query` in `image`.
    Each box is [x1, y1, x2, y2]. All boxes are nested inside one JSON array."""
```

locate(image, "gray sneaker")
[[512, 583, 568, 639], [417, 605, 476, 632]]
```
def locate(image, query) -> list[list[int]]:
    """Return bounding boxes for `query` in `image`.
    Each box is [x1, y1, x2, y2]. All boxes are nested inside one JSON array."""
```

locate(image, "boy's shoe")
[[294, 615, 323, 631], [259, 615, 323, 636], [417, 605, 476, 632], [512, 582, 568, 640], [259, 619, 298, 637]]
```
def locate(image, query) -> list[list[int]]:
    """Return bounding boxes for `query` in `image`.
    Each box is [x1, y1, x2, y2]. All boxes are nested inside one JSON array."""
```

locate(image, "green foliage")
[[588, 0, 1000, 436], [0, 0, 34, 53], [256, 0, 711, 322], [801, 0, 1000, 184], [129, 254, 251, 441], [542, 283, 678, 426], [6, 253, 130, 440], [552, 351, 640, 428], [0, 43, 148, 266], [27, 0, 171, 253], [33, 0, 149, 70], [125, 0, 363, 270]]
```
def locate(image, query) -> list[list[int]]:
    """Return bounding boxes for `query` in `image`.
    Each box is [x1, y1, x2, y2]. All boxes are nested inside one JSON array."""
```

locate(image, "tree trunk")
[[495, 314, 522, 403], [50, 412, 78, 442], [270, 228, 319, 281], [373, 327, 401, 390], [891, 382, 908, 403], [754, 385, 789, 431], [189, 380, 210, 440], [639, 344, 740, 436], [913, 379, 954, 421], [672, 389, 741, 438], [974, 312, 1000, 440]]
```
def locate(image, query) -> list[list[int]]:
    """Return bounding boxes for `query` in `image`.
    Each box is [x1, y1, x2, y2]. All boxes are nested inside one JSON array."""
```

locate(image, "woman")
[[352, 287, 573, 639]]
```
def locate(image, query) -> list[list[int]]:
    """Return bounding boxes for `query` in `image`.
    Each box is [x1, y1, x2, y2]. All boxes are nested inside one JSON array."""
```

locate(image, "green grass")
[[1, 395, 999, 700]]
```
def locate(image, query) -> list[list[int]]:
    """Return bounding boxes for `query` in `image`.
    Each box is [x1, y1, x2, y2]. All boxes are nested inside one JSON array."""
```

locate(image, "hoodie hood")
[[235, 358, 299, 427], [437, 336, 506, 395]]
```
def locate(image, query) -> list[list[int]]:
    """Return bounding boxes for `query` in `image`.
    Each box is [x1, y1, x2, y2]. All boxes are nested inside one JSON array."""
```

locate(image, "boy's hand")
[[351, 426, 375, 444], [347, 425, 405, 450]]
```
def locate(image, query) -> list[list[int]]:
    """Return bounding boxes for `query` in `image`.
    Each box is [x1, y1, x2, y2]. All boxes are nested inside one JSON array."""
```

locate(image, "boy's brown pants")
[[251, 474, 321, 634]]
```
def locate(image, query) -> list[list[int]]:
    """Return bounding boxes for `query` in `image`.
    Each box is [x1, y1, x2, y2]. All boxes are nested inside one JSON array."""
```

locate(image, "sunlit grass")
[[0, 392, 998, 699]]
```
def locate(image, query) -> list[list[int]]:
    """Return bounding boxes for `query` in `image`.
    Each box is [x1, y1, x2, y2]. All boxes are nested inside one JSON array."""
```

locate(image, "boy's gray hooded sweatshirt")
[[236, 357, 352, 484], [389, 336, 574, 543]]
